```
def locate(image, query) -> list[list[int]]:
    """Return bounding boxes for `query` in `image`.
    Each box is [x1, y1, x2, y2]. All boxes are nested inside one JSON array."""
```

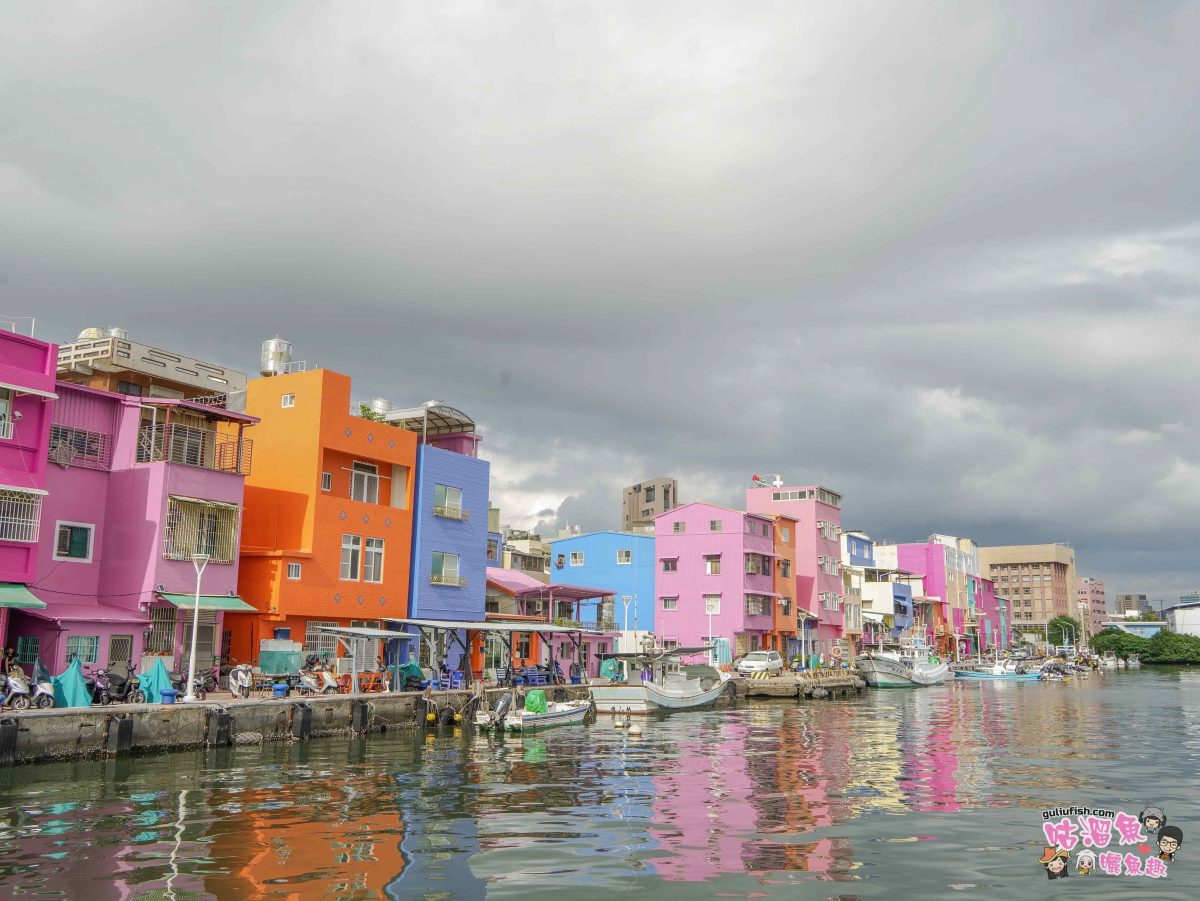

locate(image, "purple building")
[[9, 382, 257, 673], [0, 329, 57, 646], [654, 502, 777, 658]]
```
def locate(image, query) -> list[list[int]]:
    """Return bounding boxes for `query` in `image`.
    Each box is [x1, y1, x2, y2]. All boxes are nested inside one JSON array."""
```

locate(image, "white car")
[[736, 651, 784, 676]]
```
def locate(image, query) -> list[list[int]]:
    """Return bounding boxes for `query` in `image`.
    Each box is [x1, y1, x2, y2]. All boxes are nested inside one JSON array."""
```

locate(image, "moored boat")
[[590, 647, 733, 715], [857, 649, 948, 687], [474, 689, 592, 732], [953, 661, 1041, 681]]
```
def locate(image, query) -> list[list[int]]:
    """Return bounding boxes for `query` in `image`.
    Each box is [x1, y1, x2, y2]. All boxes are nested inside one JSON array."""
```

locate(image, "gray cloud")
[[4, 1, 1199, 604]]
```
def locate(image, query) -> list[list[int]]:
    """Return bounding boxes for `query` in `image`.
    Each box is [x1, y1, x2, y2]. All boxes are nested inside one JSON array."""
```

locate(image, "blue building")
[[549, 531, 654, 635]]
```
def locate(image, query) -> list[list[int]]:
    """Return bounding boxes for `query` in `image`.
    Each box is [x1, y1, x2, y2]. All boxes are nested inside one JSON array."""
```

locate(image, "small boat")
[[1127, 654, 1141, 668], [953, 661, 1041, 681], [857, 648, 948, 687], [590, 647, 733, 715], [474, 689, 591, 732], [1100, 654, 1118, 669]]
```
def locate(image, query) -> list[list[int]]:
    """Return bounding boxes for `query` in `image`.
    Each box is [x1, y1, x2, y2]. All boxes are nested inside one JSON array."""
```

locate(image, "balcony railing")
[[0, 489, 41, 543], [138, 423, 252, 476], [433, 504, 470, 521], [0, 420, 12, 441], [553, 617, 616, 631], [430, 573, 468, 588]]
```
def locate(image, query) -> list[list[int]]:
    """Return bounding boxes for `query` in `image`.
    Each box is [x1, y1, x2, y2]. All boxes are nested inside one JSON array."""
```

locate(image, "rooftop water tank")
[[77, 327, 106, 340], [370, 397, 392, 415], [106, 327, 130, 340], [261, 337, 293, 377]]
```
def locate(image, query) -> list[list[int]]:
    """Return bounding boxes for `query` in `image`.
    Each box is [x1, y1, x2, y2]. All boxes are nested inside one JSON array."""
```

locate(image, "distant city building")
[[501, 527, 551, 583], [1115, 593, 1151, 616], [979, 543, 1076, 629], [56, 326, 248, 410], [1164, 600, 1200, 638], [621, 477, 678, 533], [1076, 577, 1107, 638]]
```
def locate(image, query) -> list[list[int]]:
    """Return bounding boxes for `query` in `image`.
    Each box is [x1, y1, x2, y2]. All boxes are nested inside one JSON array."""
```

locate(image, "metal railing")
[[0, 490, 42, 543], [433, 504, 470, 521], [48, 424, 111, 470], [430, 573, 468, 588], [137, 423, 252, 475], [0, 419, 12, 441]]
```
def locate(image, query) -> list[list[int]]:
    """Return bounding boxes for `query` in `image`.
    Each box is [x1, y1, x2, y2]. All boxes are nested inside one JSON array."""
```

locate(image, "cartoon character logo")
[[1139, 806, 1167, 833], [1157, 826, 1183, 861], [1039, 846, 1071, 879], [1075, 849, 1096, 875]]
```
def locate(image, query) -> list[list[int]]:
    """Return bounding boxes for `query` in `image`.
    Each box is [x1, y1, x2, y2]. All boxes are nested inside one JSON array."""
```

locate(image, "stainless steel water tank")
[[260, 337, 293, 377]]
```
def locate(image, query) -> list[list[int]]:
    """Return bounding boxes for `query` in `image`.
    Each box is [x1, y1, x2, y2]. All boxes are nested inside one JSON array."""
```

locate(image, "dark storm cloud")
[[3, 1, 1199, 602]]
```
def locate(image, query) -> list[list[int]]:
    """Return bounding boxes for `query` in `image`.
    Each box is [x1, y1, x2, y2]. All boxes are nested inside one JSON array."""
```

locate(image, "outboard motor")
[[492, 692, 513, 728]]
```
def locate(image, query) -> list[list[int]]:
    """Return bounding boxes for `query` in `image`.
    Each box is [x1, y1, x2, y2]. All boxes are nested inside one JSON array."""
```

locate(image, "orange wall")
[[772, 515, 799, 646]]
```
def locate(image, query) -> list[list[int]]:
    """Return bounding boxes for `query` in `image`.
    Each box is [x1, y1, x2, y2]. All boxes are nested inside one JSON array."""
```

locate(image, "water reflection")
[[0, 671, 1195, 899]]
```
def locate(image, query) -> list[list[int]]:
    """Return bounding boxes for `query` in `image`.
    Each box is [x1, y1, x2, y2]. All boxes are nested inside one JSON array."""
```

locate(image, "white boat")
[[1100, 653, 1118, 669], [1127, 654, 1142, 668], [857, 649, 949, 687], [474, 690, 592, 732], [589, 647, 733, 716]]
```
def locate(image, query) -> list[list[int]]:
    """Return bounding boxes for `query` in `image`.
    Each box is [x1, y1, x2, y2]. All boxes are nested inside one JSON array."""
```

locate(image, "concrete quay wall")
[[0, 686, 591, 767]]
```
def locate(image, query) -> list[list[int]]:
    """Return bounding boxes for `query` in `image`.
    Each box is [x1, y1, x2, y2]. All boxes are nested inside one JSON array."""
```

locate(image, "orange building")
[[768, 514, 800, 658], [228, 368, 417, 666]]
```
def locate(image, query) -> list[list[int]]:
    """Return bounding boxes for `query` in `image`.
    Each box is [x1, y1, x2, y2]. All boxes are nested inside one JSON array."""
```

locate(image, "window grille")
[[350, 463, 379, 504], [16, 636, 39, 665], [147, 607, 177, 654], [66, 635, 99, 665], [305, 620, 340, 658], [0, 489, 41, 543], [48, 424, 110, 470], [163, 497, 239, 563], [108, 634, 134, 666]]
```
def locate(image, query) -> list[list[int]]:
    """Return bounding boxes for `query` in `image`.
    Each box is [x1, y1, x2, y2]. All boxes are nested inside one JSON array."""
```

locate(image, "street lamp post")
[[621, 595, 632, 651], [183, 554, 210, 702]]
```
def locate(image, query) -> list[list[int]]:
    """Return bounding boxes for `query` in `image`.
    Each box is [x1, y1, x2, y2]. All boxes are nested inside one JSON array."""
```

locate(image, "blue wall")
[[548, 532, 655, 631], [408, 445, 490, 621], [846, 534, 875, 568], [891, 583, 913, 637]]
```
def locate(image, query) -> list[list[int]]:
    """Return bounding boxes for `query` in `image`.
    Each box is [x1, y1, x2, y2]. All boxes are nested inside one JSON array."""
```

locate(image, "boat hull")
[[858, 655, 948, 687], [590, 674, 732, 715], [951, 670, 1041, 681], [504, 701, 591, 732]]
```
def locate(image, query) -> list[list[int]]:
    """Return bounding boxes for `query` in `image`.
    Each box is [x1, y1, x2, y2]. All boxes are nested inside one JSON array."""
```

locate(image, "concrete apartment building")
[[1115, 593, 1152, 617], [622, 477, 678, 533], [979, 543, 1076, 628], [1076, 577, 1107, 638]]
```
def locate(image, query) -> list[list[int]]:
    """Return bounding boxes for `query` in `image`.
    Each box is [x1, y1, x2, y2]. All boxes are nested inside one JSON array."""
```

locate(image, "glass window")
[[644, 485, 655, 503], [0, 388, 11, 440], [66, 635, 99, 665], [363, 538, 384, 583], [340, 534, 362, 580], [705, 555, 721, 575], [661, 558, 677, 572], [350, 462, 379, 504], [281, 394, 295, 408], [54, 523, 93, 561], [163, 497, 237, 564], [287, 562, 302, 580], [710, 520, 722, 531], [703, 595, 721, 615], [321, 472, 332, 492], [434, 483, 463, 511], [781, 527, 790, 543], [616, 549, 632, 565], [661, 596, 678, 610], [662, 639, 678, 652], [16, 636, 39, 665], [570, 551, 584, 566], [432, 552, 461, 585], [673, 521, 686, 533]]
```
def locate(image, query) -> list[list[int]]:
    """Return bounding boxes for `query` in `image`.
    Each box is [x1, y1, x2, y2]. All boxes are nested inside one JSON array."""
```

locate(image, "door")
[[108, 634, 134, 667], [180, 611, 218, 670], [484, 636, 507, 672]]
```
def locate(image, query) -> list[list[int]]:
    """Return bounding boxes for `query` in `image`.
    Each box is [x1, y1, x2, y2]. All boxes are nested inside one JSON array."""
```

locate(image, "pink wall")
[[655, 502, 775, 652]]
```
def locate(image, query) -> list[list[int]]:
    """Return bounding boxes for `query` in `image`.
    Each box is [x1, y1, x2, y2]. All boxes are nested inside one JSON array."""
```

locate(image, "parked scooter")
[[1, 664, 33, 709], [101, 661, 146, 704], [29, 660, 55, 709], [227, 660, 254, 699], [168, 664, 218, 701], [296, 655, 339, 695]]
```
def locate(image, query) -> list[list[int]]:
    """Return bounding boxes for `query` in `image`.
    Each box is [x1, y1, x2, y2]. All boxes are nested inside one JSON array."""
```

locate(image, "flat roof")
[[317, 626, 415, 640], [381, 403, 475, 435], [385, 617, 604, 635]]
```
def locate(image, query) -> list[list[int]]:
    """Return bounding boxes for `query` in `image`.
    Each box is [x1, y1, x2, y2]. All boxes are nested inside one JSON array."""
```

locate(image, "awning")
[[317, 626, 414, 640], [0, 583, 47, 609], [0, 380, 57, 401], [22, 603, 148, 624], [166, 496, 239, 510], [157, 592, 256, 612], [862, 611, 885, 623], [0, 483, 48, 496], [386, 617, 604, 635]]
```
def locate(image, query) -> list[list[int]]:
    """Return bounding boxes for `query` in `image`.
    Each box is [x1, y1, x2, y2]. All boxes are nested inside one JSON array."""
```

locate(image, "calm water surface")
[[1, 669, 1197, 900]]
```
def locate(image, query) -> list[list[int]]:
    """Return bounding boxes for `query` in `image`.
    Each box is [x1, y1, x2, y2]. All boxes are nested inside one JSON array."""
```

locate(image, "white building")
[[1164, 602, 1200, 637]]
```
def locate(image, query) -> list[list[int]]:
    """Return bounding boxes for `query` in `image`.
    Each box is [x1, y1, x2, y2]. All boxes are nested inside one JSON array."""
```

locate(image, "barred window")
[[304, 620, 340, 658], [147, 607, 177, 654], [0, 489, 42, 543], [163, 497, 239, 563], [16, 636, 40, 665]]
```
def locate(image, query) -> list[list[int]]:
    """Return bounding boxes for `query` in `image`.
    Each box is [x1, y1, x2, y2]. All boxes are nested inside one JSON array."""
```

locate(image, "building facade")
[[1114, 593, 1151, 617], [548, 530, 655, 646], [0, 329, 57, 645], [1076, 577, 1107, 639], [654, 502, 776, 657], [622, 477, 678, 533], [979, 543, 1077, 630]]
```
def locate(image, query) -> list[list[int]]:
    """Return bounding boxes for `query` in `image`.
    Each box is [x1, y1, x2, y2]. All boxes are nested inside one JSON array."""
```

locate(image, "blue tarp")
[[140, 659, 174, 703], [51, 658, 91, 708]]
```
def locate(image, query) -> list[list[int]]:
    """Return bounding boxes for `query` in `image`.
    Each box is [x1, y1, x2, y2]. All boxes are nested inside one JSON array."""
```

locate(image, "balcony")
[[138, 423, 252, 476], [433, 504, 470, 521], [430, 573, 468, 588], [553, 616, 616, 631]]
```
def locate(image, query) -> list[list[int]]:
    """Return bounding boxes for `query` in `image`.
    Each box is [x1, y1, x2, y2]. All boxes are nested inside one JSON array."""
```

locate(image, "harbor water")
[[0, 669, 1195, 899]]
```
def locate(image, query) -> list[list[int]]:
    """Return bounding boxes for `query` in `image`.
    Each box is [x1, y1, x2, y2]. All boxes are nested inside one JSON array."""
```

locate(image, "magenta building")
[[9, 382, 257, 673], [654, 502, 777, 657], [0, 329, 57, 646], [744, 483, 845, 656]]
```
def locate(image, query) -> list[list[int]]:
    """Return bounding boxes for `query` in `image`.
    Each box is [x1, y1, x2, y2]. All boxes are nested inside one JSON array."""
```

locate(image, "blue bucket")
[[160, 688, 178, 705], [273, 683, 289, 699], [570, 675, 582, 685]]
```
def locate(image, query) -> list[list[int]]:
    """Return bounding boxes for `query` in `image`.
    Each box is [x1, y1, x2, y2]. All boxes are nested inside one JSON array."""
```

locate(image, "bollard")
[[350, 700, 370, 733], [0, 719, 18, 766], [207, 710, 233, 747], [290, 702, 313, 740]]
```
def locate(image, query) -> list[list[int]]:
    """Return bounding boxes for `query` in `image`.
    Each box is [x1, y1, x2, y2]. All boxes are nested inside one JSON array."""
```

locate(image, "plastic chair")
[[336, 673, 353, 694], [494, 667, 509, 687], [451, 670, 465, 689], [526, 668, 547, 687], [438, 675, 451, 690]]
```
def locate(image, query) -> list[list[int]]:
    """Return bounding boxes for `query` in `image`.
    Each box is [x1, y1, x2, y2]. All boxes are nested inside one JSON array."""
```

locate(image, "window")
[[710, 520, 722, 531], [780, 559, 791, 578], [66, 635, 99, 665], [517, 633, 531, 659], [703, 594, 721, 615], [781, 527, 790, 543], [662, 639, 679, 652], [487, 538, 499, 561], [817, 488, 842, 507], [431, 552, 463, 586], [163, 497, 238, 563], [644, 485, 655, 503], [49, 425, 106, 467], [0, 388, 10, 440], [350, 462, 379, 504], [772, 489, 813, 501], [661, 558, 677, 572], [818, 521, 839, 541], [780, 597, 792, 615], [287, 562, 302, 580], [147, 607, 176, 654], [340, 534, 362, 580], [705, 555, 721, 575], [321, 472, 332, 492], [570, 551, 584, 566], [304, 620, 339, 659], [54, 522, 93, 562], [16, 636, 39, 665], [116, 380, 143, 397], [363, 538, 384, 583], [0, 489, 42, 543], [745, 594, 769, 616], [746, 554, 771, 575], [433, 484, 467, 519], [673, 521, 686, 533], [281, 393, 295, 408], [616, 549, 632, 565], [661, 596, 678, 611], [819, 556, 840, 576]]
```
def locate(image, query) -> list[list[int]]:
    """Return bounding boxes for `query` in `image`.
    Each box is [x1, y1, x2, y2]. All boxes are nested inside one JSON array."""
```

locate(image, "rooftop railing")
[[137, 423, 253, 476]]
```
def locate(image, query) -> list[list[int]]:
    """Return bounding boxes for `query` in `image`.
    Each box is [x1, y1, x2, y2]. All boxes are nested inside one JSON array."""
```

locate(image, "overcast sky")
[[4, 2, 1198, 606]]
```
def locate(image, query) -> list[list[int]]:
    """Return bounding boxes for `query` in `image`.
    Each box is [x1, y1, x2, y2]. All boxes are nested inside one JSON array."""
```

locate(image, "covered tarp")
[[524, 689, 548, 713], [51, 658, 91, 708], [140, 658, 174, 703], [599, 658, 621, 680], [397, 661, 425, 682], [710, 637, 732, 665]]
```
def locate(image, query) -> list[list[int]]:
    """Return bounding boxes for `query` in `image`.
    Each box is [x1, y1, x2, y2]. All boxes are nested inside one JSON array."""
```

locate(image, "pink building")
[[654, 502, 777, 657], [1077, 576, 1106, 637], [744, 483, 844, 657], [9, 382, 257, 673], [0, 329, 57, 645]]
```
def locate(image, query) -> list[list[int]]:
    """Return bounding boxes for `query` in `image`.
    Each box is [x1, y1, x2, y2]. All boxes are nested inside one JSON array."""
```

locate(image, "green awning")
[[0, 583, 48, 609], [158, 593, 256, 612]]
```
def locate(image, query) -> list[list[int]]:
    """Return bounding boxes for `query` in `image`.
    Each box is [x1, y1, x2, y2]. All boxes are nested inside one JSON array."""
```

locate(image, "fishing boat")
[[589, 647, 733, 716], [857, 648, 949, 687], [473, 689, 591, 733], [952, 661, 1041, 681], [1127, 654, 1141, 668], [1100, 653, 1118, 669]]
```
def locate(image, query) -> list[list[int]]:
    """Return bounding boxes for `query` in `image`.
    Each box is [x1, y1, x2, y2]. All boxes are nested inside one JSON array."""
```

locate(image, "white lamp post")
[[183, 554, 209, 702], [621, 595, 632, 651]]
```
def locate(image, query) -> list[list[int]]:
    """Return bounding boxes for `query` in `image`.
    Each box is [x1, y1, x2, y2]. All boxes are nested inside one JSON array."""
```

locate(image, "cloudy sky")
[[4, 2, 1198, 605]]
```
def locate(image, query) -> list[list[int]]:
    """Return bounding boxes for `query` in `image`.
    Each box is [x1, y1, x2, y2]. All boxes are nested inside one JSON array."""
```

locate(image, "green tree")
[[1047, 615, 1082, 648], [1139, 610, 1163, 622], [1090, 628, 1151, 660]]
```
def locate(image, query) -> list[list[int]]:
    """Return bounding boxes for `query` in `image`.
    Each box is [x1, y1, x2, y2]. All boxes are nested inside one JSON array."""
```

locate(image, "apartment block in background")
[[980, 543, 1077, 630], [1114, 593, 1152, 617], [622, 477, 678, 533], [1077, 577, 1107, 638]]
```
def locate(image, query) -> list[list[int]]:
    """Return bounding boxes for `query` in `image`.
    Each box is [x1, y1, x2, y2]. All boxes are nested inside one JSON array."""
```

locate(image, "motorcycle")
[[168, 664, 218, 701], [30, 660, 55, 709], [296, 655, 339, 695], [101, 661, 146, 704], [1, 665, 33, 709], [228, 660, 254, 699]]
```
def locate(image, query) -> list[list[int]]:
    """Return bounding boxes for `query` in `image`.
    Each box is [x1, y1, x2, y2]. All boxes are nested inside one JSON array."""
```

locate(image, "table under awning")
[[317, 626, 415, 695], [0, 583, 48, 609], [157, 593, 256, 612]]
